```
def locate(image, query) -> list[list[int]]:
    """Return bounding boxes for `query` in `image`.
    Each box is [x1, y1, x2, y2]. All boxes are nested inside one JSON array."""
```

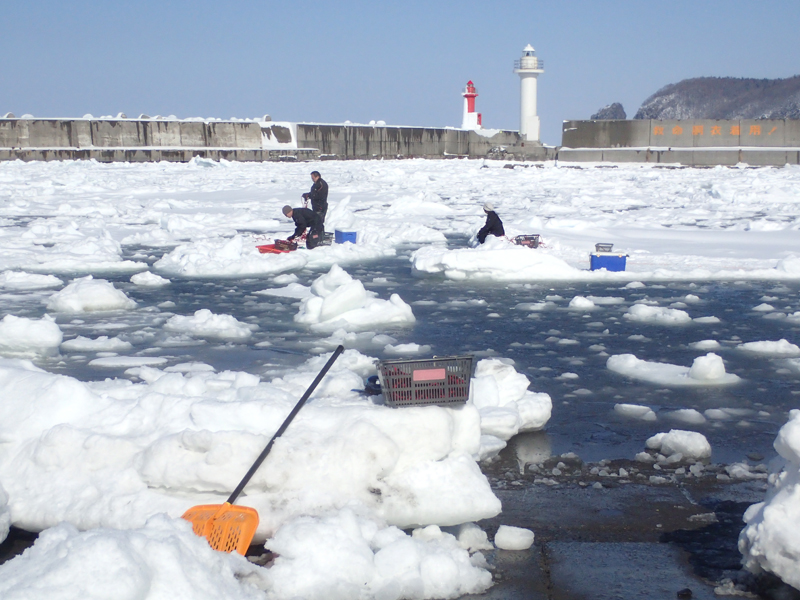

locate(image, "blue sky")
[[2, 1, 799, 145]]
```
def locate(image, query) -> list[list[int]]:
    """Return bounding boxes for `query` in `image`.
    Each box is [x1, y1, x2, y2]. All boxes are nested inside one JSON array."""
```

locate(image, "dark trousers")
[[311, 201, 327, 224]]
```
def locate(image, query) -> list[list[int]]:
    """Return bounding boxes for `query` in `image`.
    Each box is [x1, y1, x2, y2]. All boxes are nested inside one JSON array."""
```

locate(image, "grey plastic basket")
[[595, 242, 614, 252], [378, 355, 474, 407]]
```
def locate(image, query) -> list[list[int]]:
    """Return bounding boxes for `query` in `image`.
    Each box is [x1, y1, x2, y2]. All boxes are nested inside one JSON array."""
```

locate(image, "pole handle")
[[227, 345, 345, 504]]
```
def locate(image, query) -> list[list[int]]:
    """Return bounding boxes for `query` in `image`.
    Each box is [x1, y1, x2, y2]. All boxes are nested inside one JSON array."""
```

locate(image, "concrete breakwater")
[[560, 119, 800, 166], [0, 117, 553, 163]]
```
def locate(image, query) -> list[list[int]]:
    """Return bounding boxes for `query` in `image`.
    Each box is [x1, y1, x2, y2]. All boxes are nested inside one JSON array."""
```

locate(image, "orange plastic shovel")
[[182, 345, 345, 554]]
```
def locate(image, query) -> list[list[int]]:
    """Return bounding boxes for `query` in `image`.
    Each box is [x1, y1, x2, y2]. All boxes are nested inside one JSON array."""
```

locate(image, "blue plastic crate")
[[590, 253, 627, 272], [334, 230, 357, 244]]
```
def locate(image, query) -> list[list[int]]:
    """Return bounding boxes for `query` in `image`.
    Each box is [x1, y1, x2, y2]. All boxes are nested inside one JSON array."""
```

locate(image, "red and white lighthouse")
[[461, 80, 482, 130]]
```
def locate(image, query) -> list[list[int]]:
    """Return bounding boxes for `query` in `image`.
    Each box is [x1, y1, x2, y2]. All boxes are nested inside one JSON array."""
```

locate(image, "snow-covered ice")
[[740, 410, 800, 590], [294, 265, 415, 332], [2, 158, 800, 596], [646, 430, 712, 460], [0, 315, 62, 357], [46, 275, 136, 312], [494, 525, 535, 550]]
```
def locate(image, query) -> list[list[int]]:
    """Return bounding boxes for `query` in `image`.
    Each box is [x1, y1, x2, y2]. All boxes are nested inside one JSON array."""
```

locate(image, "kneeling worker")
[[282, 205, 324, 249], [477, 202, 505, 244]]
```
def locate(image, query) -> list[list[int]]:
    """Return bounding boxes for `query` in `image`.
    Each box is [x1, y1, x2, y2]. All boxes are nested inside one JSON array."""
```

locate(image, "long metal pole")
[[226, 345, 345, 504]]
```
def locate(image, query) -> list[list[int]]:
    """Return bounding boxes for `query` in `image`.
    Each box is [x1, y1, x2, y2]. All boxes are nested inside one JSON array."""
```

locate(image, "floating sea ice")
[[0, 271, 62, 290], [253, 283, 312, 299], [456, 522, 495, 552], [0, 516, 266, 599], [411, 236, 582, 281], [646, 429, 712, 460], [607, 352, 740, 386], [61, 335, 133, 353], [130, 271, 170, 287], [568, 296, 595, 310], [494, 525, 535, 550], [384, 342, 432, 355], [623, 304, 692, 325], [163, 309, 257, 341], [46, 275, 136, 312], [752, 303, 775, 312], [471, 358, 552, 439], [0, 315, 63, 357], [154, 235, 307, 277], [689, 339, 721, 350], [665, 408, 707, 425], [294, 264, 415, 332], [88, 356, 169, 368], [737, 339, 800, 357], [614, 403, 657, 421], [740, 409, 800, 590]]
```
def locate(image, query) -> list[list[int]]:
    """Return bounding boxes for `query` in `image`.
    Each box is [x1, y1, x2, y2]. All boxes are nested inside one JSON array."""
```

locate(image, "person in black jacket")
[[302, 171, 329, 223], [282, 205, 324, 249], [477, 202, 505, 244]]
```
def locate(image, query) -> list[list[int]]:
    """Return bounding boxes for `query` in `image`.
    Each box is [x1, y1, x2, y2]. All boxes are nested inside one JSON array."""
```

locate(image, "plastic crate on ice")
[[513, 234, 540, 248], [377, 355, 474, 407]]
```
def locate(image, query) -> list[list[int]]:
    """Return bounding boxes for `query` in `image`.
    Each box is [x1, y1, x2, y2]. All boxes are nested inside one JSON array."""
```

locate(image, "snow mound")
[[738, 339, 800, 357], [130, 271, 171, 287], [294, 264, 415, 332], [155, 235, 307, 277], [494, 525, 535, 550], [471, 358, 552, 440], [164, 309, 257, 341], [740, 410, 800, 590], [614, 403, 657, 421], [624, 304, 692, 325], [0, 315, 63, 357], [0, 271, 62, 290], [265, 510, 492, 600], [607, 353, 740, 387], [0, 515, 266, 600], [46, 276, 136, 312], [646, 430, 712, 460], [411, 236, 583, 281]]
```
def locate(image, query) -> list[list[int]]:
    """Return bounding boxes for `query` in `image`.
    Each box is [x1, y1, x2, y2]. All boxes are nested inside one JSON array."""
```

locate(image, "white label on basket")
[[413, 368, 446, 382]]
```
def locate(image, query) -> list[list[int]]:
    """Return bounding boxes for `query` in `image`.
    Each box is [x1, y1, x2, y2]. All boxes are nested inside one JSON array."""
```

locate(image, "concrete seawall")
[[0, 118, 555, 163], [560, 119, 800, 166]]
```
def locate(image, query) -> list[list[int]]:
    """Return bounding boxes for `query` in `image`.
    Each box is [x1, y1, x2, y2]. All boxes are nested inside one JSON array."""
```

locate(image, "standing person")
[[477, 202, 505, 244], [302, 171, 329, 223], [282, 205, 324, 249]]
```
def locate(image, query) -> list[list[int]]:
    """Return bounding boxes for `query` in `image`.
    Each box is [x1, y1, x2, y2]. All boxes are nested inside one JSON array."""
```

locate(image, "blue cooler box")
[[334, 230, 357, 244], [590, 252, 627, 271]]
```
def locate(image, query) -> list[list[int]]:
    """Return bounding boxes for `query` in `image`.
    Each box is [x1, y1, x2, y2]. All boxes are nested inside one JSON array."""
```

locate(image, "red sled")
[[257, 239, 298, 254]]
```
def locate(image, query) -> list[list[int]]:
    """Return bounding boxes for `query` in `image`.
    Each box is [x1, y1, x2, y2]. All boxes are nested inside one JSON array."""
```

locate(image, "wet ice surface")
[[8, 238, 798, 467]]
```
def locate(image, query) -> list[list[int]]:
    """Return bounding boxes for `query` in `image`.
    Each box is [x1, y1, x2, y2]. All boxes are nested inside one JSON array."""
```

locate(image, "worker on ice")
[[302, 171, 329, 223], [282, 205, 324, 249], [477, 202, 505, 244]]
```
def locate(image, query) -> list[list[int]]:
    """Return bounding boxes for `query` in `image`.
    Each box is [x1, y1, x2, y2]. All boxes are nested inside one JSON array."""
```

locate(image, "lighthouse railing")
[[514, 59, 544, 70]]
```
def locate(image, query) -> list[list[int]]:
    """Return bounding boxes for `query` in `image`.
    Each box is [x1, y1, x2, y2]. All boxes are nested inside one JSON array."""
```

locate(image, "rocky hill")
[[591, 103, 627, 120], [634, 76, 800, 120]]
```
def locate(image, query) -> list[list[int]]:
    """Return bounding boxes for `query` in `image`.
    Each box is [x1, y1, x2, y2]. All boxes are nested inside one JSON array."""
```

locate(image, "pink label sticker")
[[413, 368, 446, 382]]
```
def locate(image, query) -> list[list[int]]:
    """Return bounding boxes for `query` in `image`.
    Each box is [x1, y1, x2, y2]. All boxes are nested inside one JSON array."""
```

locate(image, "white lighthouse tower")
[[513, 44, 544, 141]]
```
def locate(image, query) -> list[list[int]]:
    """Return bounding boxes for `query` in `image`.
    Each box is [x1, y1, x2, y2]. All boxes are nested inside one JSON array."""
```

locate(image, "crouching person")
[[282, 205, 324, 249]]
